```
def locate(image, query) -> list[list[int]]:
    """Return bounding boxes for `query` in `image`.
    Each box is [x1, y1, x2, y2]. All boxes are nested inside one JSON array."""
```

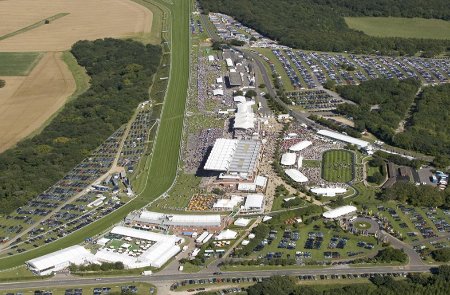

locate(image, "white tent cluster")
[[26, 226, 185, 275], [94, 226, 183, 269], [213, 195, 244, 210], [281, 153, 296, 166], [234, 101, 256, 130]]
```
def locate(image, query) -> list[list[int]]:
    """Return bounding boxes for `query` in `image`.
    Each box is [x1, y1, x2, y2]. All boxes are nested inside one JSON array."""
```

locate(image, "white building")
[[234, 101, 256, 130], [317, 130, 369, 148], [281, 153, 296, 166], [130, 210, 222, 228], [213, 195, 244, 210], [323, 205, 357, 219], [285, 169, 308, 183], [26, 245, 96, 276], [215, 229, 237, 240], [289, 140, 312, 152], [94, 226, 183, 269], [311, 187, 347, 197], [242, 194, 264, 212]]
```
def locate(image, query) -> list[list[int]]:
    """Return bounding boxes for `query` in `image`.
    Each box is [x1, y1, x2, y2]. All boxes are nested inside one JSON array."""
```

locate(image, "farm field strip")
[[0, 13, 69, 41]]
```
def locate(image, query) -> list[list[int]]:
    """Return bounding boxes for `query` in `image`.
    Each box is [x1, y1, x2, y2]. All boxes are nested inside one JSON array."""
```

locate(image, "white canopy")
[[281, 153, 296, 166], [317, 130, 369, 148], [323, 205, 357, 219], [285, 169, 308, 183], [311, 187, 347, 197], [289, 140, 312, 151], [215, 229, 237, 240]]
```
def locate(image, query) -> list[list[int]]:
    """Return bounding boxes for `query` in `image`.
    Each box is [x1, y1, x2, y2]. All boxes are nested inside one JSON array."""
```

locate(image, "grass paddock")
[[322, 150, 354, 183]]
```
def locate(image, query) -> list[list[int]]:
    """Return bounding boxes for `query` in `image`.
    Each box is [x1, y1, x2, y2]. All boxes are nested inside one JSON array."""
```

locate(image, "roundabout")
[[350, 217, 379, 234]]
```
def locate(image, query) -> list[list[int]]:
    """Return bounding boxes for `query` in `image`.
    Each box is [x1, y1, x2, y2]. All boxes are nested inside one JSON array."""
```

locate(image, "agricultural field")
[[0, 0, 153, 51], [321, 150, 354, 183], [345, 17, 450, 40], [0, 52, 42, 76], [0, 52, 75, 152]]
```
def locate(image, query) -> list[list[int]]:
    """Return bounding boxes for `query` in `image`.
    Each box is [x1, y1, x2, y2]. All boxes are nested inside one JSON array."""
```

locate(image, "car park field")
[[345, 17, 450, 40], [322, 150, 354, 183]]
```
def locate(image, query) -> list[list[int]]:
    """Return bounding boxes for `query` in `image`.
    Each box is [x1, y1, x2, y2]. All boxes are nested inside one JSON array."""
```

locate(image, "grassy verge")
[[131, 0, 164, 44], [4, 283, 156, 295], [0, 13, 69, 41]]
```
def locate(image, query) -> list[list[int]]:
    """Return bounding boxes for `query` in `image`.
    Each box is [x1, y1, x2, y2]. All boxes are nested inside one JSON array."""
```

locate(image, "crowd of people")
[[184, 128, 223, 173]]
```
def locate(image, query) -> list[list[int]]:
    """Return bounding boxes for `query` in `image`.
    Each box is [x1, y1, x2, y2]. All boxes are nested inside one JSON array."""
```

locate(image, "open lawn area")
[[322, 150, 354, 183], [345, 17, 450, 40], [0, 52, 42, 76]]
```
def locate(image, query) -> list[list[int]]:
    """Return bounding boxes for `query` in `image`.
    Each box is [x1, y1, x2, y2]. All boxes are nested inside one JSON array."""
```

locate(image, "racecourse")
[[0, 0, 190, 270]]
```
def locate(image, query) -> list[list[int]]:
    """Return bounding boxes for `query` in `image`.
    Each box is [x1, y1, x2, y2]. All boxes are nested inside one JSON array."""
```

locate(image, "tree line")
[[380, 182, 450, 208], [198, 0, 450, 56], [0, 38, 161, 214], [227, 265, 450, 295]]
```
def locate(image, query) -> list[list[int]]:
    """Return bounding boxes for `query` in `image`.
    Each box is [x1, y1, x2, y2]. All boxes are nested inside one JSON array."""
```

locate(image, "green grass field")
[[322, 150, 354, 183], [345, 17, 450, 40], [0, 52, 42, 76], [0, 0, 190, 270]]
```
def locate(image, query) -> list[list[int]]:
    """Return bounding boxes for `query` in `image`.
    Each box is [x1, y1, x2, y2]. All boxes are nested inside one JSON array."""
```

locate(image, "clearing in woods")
[[0, 52, 76, 152], [345, 17, 450, 40], [0, 0, 153, 51], [0, 52, 42, 76], [322, 149, 354, 183]]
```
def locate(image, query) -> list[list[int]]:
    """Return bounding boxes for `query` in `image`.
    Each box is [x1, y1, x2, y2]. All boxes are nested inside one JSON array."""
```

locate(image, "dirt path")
[[0, 52, 76, 152]]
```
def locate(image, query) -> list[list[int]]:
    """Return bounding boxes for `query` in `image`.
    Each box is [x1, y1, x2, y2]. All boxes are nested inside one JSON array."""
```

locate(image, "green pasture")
[[322, 150, 354, 183], [345, 17, 450, 40], [0, 52, 42, 76]]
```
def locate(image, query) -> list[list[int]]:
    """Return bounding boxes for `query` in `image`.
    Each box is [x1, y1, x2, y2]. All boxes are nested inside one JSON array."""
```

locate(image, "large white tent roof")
[[137, 211, 221, 227], [323, 205, 357, 219], [317, 130, 369, 148], [243, 194, 264, 210], [289, 140, 312, 151], [27, 245, 95, 272], [215, 229, 237, 240], [234, 101, 256, 130], [285, 169, 308, 183], [311, 187, 347, 197], [281, 153, 296, 166], [204, 138, 239, 171]]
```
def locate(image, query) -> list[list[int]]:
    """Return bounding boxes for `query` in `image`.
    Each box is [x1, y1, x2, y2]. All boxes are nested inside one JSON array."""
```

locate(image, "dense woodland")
[[394, 84, 450, 159], [0, 39, 161, 214], [380, 182, 450, 208], [335, 78, 420, 143], [233, 266, 450, 295], [198, 0, 450, 56], [335, 80, 450, 161]]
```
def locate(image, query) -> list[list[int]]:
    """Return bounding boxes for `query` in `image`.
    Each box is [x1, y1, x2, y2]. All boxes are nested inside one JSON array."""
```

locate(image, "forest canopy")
[[198, 0, 450, 56], [0, 38, 161, 214]]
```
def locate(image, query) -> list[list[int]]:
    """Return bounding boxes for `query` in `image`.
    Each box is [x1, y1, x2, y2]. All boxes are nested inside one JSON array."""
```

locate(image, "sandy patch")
[[0, 0, 153, 51], [0, 52, 76, 152]]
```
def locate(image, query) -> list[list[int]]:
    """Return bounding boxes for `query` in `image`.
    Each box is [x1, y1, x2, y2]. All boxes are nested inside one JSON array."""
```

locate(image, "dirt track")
[[0, 0, 153, 51], [0, 52, 76, 152]]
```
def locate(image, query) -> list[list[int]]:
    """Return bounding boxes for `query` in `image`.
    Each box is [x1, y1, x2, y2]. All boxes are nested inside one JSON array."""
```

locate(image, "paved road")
[[0, 264, 436, 291]]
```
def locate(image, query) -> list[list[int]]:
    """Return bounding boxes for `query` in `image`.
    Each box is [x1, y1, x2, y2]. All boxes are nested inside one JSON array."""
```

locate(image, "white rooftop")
[[323, 205, 357, 219], [289, 140, 312, 151], [204, 138, 239, 171], [285, 169, 308, 183], [215, 229, 237, 240], [317, 130, 369, 148], [281, 153, 296, 166], [311, 187, 347, 197], [243, 194, 264, 210]]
